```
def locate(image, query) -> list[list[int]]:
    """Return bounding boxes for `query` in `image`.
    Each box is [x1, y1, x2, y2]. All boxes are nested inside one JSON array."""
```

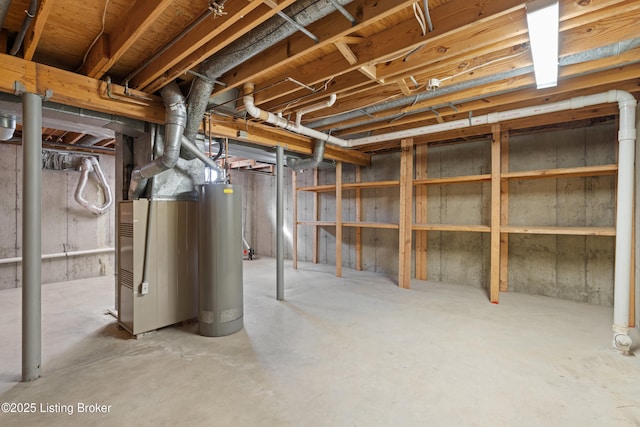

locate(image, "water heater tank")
[[198, 183, 243, 336]]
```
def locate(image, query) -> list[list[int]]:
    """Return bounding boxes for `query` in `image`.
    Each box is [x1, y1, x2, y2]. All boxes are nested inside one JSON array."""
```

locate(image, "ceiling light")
[[526, 0, 559, 89]]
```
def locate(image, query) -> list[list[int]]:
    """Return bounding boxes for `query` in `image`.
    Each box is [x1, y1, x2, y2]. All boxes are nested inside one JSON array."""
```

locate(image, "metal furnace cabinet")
[[117, 200, 198, 336]]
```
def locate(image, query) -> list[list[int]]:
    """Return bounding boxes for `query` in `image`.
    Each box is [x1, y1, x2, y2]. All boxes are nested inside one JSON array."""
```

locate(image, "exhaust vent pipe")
[[128, 82, 186, 199], [287, 139, 326, 173]]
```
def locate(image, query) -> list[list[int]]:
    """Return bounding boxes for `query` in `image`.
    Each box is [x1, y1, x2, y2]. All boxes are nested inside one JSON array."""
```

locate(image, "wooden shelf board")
[[343, 221, 399, 229], [297, 221, 336, 227], [502, 164, 617, 181], [501, 225, 616, 236], [343, 180, 399, 190], [414, 174, 491, 185], [412, 223, 491, 232], [297, 184, 336, 192]]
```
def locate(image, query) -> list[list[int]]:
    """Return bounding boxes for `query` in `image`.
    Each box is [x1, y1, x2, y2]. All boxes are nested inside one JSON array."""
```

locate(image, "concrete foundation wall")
[[0, 144, 116, 289], [231, 122, 618, 306]]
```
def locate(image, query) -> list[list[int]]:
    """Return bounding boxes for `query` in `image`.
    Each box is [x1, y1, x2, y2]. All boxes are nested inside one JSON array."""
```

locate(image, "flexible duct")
[[287, 139, 326, 173], [74, 157, 113, 215], [183, 0, 353, 156], [128, 81, 186, 199], [10, 0, 39, 56]]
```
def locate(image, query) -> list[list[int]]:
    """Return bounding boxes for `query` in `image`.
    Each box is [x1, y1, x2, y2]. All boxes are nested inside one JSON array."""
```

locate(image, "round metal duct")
[[0, 115, 16, 141]]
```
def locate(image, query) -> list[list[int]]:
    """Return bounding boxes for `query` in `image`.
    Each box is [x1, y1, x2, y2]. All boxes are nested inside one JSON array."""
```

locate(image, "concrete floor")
[[0, 257, 638, 426]]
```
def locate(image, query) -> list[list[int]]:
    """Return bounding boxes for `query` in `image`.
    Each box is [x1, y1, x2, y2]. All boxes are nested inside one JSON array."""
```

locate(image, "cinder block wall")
[[0, 145, 116, 289], [236, 121, 618, 306]]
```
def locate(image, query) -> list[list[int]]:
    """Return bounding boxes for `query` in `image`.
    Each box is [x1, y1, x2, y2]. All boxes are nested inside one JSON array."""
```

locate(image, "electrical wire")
[[413, 3, 427, 36], [77, 0, 111, 72]]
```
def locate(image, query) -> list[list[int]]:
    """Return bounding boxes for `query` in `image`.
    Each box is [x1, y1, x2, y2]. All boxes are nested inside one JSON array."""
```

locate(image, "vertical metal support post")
[[276, 144, 284, 301], [22, 91, 42, 382]]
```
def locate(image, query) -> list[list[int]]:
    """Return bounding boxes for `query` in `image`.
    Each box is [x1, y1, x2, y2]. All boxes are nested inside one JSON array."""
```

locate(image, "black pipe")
[[10, 0, 39, 56]]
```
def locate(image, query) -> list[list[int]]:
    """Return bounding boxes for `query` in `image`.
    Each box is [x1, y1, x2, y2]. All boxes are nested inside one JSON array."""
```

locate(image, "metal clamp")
[[14, 81, 26, 96]]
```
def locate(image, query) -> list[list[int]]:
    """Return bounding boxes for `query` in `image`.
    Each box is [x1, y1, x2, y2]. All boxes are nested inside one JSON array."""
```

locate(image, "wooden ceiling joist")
[[81, 0, 175, 78], [132, 0, 289, 91], [23, 0, 56, 61]]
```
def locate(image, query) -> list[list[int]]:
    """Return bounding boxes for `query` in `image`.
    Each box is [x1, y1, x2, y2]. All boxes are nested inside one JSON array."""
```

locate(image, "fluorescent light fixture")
[[526, 0, 559, 89]]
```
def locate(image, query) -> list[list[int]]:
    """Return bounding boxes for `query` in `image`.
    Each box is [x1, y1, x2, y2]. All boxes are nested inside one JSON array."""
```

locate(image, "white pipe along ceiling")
[[244, 84, 638, 353]]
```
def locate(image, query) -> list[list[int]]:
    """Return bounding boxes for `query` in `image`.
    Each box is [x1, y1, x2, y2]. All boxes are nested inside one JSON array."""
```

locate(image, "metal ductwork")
[[182, 0, 353, 157], [0, 114, 16, 140], [128, 81, 186, 199], [287, 139, 326, 173]]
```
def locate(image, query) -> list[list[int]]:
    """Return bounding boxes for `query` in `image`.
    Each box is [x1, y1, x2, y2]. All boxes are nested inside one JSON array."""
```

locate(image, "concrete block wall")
[[0, 144, 115, 289]]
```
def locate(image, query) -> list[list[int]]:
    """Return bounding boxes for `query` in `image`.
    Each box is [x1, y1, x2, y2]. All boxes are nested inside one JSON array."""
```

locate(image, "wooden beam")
[[500, 131, 509, 292], [336, 161, 343, 277], [415, 144, 428, 280], [0, 29, 7, 54], [378, 0, 633, 81], [355, 166, 362, 271], [292, 170, 298, 270], [83, 0, 175, 78], [358, 65, 384, 84], [216, 0, 419, 100], [250, 0, 526, 105], [136, 0, 290, 91], [208, 115, 371, 166], [0, 53, 165, 123], [23, 0, 56, 61], [398, 138, 413, 289], [334, 41, 358, 66], [490, 124, 501, 303]]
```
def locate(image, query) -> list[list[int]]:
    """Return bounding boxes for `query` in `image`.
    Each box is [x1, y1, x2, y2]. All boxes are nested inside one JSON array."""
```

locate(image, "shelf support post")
[[399, 138, 414, 289], [415, 144, 428, 280], [490, 125, 501, 303], [500, 131, 509, 292]]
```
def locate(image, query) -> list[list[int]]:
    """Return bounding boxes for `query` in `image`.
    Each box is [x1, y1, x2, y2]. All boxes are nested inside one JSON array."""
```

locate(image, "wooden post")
[[312, 168, 319, 264], [336, 161, 343, 277], [490, 125, 501, 303], [355, 166, 363, 271], [292, 170, 298, 270], [415, 144, 428, 280], [500, 131, 509, 292], [399, 138, 414, 289]]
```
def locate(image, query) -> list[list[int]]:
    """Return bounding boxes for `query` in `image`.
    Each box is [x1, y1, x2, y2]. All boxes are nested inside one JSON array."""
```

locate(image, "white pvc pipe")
[[612, 95, 637, 353], [0, 247, 115, 265], [243, 83, 350, 147], [295, 94, 337, 126], [243, 83, 638, 350]]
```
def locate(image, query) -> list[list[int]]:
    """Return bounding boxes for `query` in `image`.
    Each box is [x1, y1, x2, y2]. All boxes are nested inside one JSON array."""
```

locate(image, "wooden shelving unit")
[[292, 128, 629, 311]]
